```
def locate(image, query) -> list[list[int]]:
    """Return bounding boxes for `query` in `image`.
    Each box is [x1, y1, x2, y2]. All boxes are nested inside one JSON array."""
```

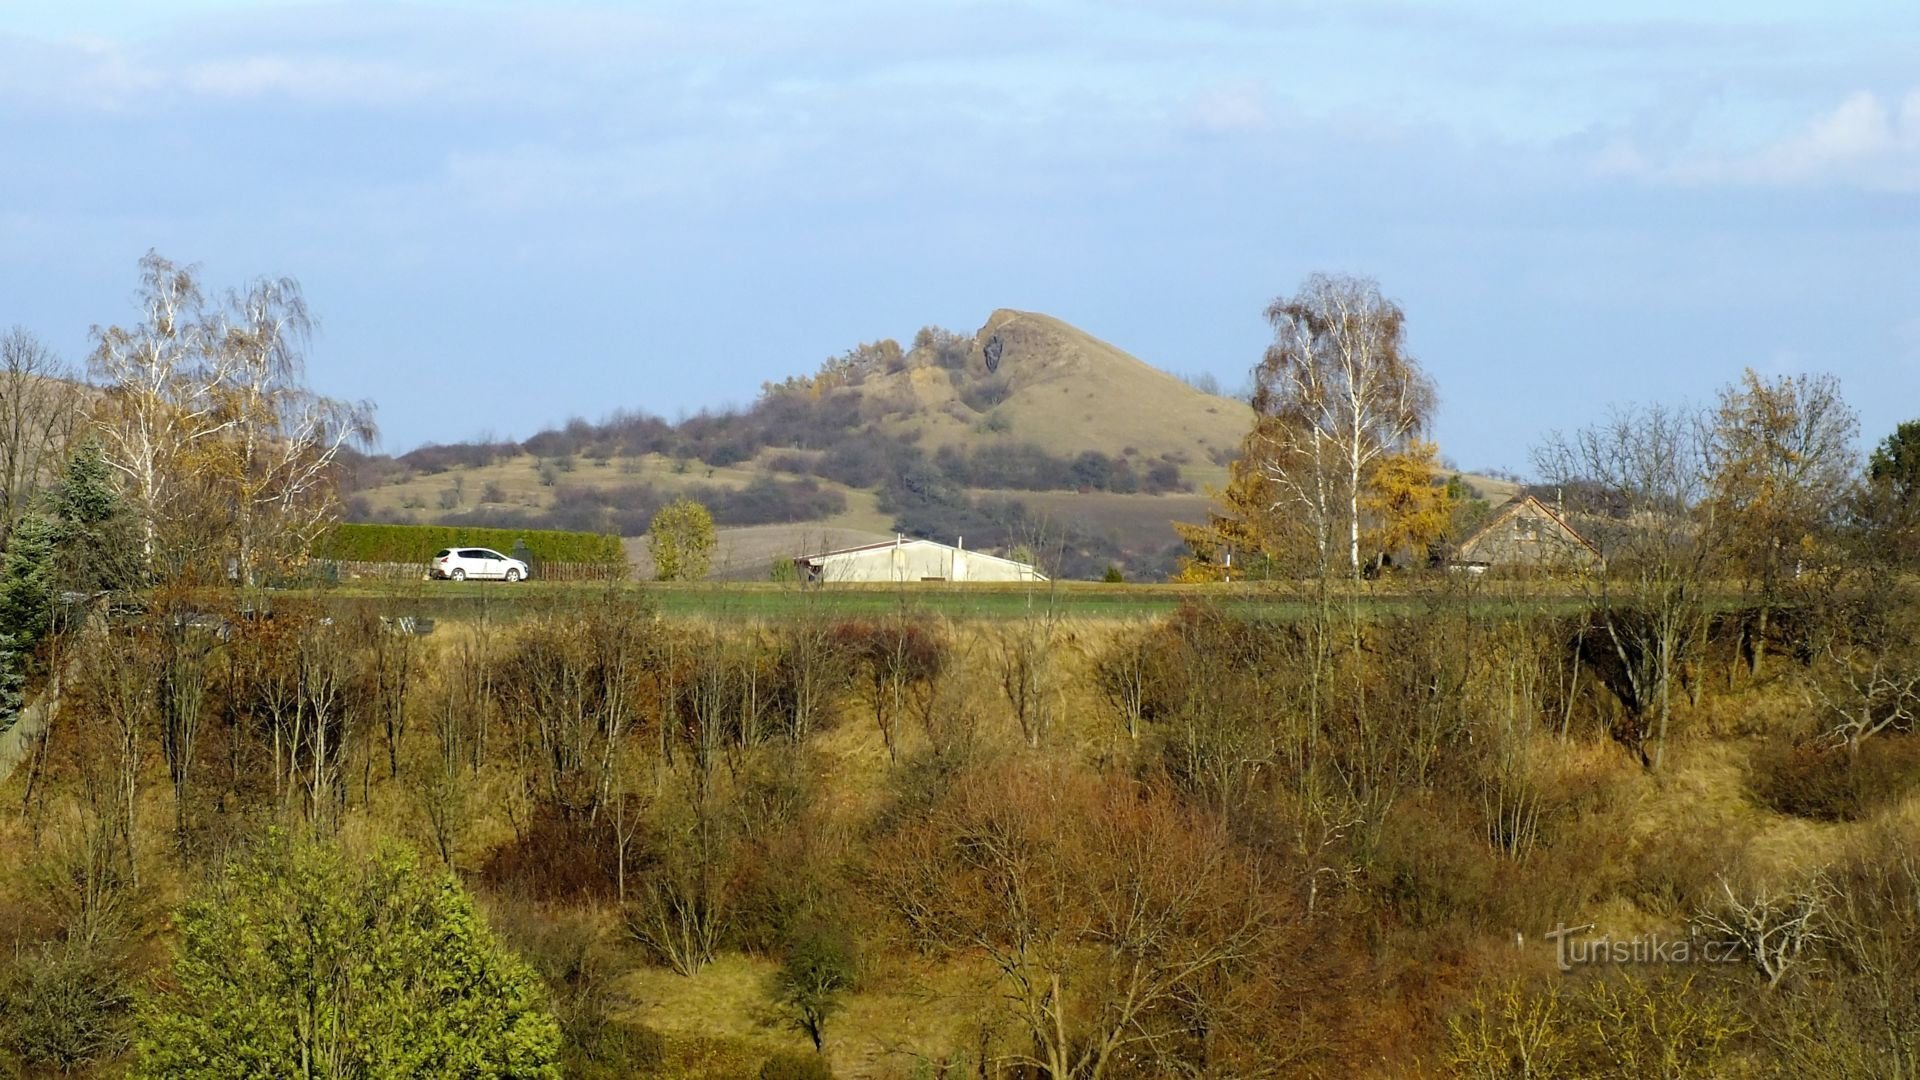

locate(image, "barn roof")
[[794, 535, 1045, 576]]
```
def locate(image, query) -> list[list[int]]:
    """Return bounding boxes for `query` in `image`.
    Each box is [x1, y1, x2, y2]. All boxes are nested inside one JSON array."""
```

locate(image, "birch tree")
[[87, 252, 227, 564], [212, 276, 375, 585], [1253, 274, 1435, 578], [88, 252, 373, 583]]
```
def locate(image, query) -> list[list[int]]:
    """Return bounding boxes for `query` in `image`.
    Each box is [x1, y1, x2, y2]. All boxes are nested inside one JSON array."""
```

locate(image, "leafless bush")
[[1695, 873, 1831, 988]]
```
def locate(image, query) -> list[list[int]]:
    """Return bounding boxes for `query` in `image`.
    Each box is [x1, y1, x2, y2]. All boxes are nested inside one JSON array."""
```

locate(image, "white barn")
[[793, 535, 1046, 584]]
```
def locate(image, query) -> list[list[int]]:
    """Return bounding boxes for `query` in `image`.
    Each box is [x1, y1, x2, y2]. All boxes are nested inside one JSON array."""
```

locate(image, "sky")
[[2, 1, 1916, 473]]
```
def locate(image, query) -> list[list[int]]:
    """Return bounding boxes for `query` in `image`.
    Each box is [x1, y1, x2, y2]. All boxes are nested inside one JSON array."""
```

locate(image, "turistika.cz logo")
[[1543, 923, 1745, 972]]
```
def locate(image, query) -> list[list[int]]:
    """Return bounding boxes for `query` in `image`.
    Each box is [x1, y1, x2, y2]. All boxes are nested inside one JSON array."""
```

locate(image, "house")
[[1454, 495, 1601, 572], [792, 535, 1046, 584]]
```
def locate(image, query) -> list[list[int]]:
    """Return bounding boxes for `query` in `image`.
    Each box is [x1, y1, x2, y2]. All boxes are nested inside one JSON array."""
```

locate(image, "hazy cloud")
[[1598, 88, 1920, 192]]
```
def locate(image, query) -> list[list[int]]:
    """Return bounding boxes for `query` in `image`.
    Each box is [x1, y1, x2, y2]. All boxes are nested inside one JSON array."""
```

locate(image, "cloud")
[[1600, 87, 1920, 192], [1184, 80, 1272, 135], [182, 54, 454, 105]]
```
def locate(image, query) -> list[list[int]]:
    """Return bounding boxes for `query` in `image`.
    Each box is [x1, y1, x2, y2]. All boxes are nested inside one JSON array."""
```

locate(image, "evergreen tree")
[[0, 511, 58, 648], [47, 440, 140, 595], [0, 632, 26, 733]]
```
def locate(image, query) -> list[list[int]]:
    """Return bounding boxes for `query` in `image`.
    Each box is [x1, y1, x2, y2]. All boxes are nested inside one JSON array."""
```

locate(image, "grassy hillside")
[[857, 309, 1250, 465], [342, 310, 1512, 581]]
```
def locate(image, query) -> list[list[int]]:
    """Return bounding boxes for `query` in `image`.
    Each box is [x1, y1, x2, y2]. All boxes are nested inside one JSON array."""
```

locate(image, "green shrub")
[[132, 832, 562, 1079], [0, 941, 132, 1074], [315, 522, 624, 565], [769, 920, 856, 1052], [759, 1049, 834, 1080]]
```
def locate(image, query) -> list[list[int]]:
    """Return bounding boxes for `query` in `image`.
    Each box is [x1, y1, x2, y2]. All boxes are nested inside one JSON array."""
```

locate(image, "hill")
[[340, 310, 1258, 578], [338, 310, 1509, 580], [852, 309, 1251, 464]]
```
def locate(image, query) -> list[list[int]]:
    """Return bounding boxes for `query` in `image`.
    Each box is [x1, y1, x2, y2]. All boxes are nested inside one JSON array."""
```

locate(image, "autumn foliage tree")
[[1705, 369, 1857, 673], [647, 497, 716, 582], [1173, 420, 1295, 582], [88, 251, 373, 583], [1252, 273, 1435, 578], [1363, 438, 1453, 570]]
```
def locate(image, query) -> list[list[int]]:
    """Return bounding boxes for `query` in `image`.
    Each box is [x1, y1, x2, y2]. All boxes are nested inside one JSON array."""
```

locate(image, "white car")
[[430, 547, 529, 582]]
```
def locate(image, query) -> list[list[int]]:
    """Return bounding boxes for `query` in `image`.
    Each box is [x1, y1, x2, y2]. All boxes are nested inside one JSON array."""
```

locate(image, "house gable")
[[1456, 495, 1600, 569]]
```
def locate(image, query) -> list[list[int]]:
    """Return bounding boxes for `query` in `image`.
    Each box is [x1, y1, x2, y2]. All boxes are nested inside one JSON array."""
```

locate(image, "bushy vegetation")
[[5, 560, 1919, 1077]]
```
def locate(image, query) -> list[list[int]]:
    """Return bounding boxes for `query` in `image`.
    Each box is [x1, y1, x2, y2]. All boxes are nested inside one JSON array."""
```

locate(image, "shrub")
[[1369, 797, 1498, 932], [760, 1049, 835, 1080], [481, 806, 624, 902], [133, 833, 561, 1078], [1748, 735, 1920, 821], [1446, 972, 1749, 1079], [768, 920, 857, 1052], [0, 941, 132, 1074], [489, 907, 663, 1080], [958, 376, 1011, 413]]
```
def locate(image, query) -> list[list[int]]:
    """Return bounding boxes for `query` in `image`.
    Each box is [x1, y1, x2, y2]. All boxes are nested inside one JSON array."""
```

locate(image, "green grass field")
[[298, 576, 1603, 623]]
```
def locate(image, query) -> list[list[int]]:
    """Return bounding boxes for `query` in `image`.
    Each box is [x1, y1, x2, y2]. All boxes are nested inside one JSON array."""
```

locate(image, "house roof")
[[795, 535, 937, 560], [795, 535, 1042, 572], [1459, 494, 1602, 559]]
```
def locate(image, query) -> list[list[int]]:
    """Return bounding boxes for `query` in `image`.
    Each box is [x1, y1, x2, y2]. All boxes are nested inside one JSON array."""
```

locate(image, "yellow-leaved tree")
[[1362, 440, 1453, 572], [648, 497, 716, 581], [1173, 421, 1298, 582]]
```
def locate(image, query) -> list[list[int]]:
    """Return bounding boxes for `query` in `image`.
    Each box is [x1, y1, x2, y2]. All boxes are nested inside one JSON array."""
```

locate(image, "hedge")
[[315, 523, 625, 565]]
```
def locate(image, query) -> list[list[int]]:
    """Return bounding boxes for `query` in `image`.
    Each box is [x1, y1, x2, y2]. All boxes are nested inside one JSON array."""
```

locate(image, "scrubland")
[[5, 570, 1918, 1079]]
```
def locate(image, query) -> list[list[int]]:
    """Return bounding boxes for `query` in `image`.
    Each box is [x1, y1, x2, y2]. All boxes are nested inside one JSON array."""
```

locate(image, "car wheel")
[[505, 568, 521, 582], [450, 568, 465, 581]]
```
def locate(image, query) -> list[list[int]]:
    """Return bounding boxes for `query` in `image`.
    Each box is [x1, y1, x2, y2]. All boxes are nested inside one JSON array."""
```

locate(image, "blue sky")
[[2, 1, 1916, 472]]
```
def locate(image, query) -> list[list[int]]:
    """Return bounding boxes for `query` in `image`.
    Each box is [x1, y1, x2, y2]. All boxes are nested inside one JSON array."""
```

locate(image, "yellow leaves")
[[1362, 440, 1452, 563], [1172, 446, 1290, 581]]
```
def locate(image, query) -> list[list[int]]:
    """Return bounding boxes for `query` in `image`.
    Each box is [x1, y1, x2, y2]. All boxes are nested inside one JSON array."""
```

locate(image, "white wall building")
[[793, 535, 1045, 584]]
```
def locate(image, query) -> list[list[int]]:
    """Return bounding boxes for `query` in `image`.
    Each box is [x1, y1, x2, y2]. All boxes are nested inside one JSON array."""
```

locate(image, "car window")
[[434, 549, 451, 558], [479, 549, 501, 560], [459, 549, 487, 558]]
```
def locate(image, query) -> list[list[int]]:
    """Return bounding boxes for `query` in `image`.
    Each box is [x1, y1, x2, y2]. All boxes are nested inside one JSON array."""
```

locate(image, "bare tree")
[[1695, 874, 1830, 988], [876, 768, 1273, 1078], [1809, 577, 1920, 760], [212, 276, 375, 585], [1535, 403, 1714, 769], [87, 252, 227, 563], [1092, 624, 1155, 741], [0, 328, 80, 542], [1254, 274, 1435, 577], [64, 624, 153, 886], [154, 607, 216, 849], [88, 252, 373, 581], [493, 594, 651, 822]]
